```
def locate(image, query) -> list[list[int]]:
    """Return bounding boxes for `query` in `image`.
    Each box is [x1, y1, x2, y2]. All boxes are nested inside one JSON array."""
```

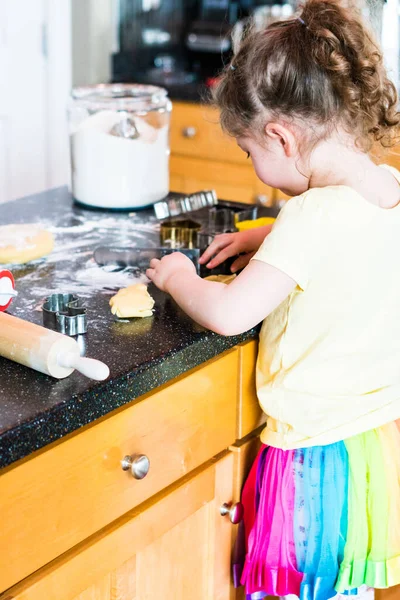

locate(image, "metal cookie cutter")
[[154, 190, 218, 220], [42, 294, 87, 336]]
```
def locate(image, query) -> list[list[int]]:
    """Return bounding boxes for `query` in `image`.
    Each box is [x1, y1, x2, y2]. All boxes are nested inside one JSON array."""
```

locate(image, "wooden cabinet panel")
[[109, 557, 136, 600], [136, 504, 211, 599], [387, 152, 400, 171], [236, 341, 265, 440], [230, 433, 261, 502], [371, 143, 400, 170], [170, 102, 282, 207], [72, 576, 112, 600], [376, 587, 400, 599], [1, 452, 236, 600], [170, 172, 184, 193], [170, 155, 274, 206], [171, 101, 245, 165], [170, 154, 257, 188], [0, 350, 238, 593], [184, 178, 256, 205]]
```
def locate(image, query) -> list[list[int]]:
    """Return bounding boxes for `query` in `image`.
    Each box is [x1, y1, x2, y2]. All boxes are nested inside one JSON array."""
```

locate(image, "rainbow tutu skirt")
[[234, 421, 400, 600]]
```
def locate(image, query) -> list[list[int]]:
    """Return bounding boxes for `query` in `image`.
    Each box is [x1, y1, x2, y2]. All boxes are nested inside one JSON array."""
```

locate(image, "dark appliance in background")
[[112, 0, 289, 100]]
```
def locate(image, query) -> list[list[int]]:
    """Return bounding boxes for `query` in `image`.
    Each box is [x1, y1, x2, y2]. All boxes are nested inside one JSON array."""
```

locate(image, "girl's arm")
[[146, 253, 296, 336]]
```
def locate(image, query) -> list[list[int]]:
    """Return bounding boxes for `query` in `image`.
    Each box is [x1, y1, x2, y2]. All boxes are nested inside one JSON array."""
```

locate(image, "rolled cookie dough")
[[0, 224, 54, 264], [109, 283, 155, 318], [204, 273, 236, 284]]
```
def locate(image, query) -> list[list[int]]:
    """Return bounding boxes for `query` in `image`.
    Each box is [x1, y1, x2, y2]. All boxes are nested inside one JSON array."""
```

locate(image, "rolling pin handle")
[[57, 352, 110, 381]]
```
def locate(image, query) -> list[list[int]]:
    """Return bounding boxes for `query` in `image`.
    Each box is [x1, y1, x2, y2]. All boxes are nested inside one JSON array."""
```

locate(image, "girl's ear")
[[265, 122, 297, 157]]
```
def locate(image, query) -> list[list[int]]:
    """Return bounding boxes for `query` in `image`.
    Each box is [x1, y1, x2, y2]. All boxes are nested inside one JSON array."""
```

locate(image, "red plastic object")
[[0, 270, 16, 312]]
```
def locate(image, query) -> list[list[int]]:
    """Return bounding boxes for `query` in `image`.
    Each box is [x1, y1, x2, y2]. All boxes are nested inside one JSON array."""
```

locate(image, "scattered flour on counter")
[[10, 209, 158, 318], [75, 259, 148, 290], [26, 261, 148, 302], [0, 224, 47, 251]]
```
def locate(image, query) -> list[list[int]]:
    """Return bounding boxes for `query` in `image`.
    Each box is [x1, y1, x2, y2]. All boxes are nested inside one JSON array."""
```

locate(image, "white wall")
[[47, 0, 72, 189], [382, 0, 400, 90], [71, 0, 116, 87]]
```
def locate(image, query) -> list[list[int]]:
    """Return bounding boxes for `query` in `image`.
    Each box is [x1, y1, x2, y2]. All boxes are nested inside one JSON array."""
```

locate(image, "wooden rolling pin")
[[0, 312, 109, 380]]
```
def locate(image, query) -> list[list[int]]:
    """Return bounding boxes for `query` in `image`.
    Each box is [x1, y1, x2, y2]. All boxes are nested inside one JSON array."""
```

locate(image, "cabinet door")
[[1, 452, 237, 600]]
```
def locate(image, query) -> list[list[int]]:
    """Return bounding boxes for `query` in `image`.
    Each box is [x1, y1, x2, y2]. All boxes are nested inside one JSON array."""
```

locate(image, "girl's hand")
[[199, 225, 273, 272], [146, 252, 196, 293]]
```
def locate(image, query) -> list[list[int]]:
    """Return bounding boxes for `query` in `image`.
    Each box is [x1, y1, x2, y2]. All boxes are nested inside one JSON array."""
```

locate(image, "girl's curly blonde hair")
[[213, 0, 399, 151]]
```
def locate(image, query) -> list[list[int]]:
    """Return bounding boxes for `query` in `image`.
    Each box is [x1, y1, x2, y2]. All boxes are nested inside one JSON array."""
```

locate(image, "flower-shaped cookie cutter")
[[42, 293, 87, 336]]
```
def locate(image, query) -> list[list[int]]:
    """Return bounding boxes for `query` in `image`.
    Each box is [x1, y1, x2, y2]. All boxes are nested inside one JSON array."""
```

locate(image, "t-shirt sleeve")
[[251, 191, 323, 290]]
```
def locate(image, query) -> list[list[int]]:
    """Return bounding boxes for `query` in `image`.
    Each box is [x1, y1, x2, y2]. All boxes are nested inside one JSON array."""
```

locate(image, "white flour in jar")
[[70, 110, 169, 209]]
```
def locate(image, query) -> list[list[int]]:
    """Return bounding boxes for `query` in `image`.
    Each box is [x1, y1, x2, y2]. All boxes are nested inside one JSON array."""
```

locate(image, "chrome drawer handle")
[[182, 126, 197, 138], [220, 502, 244, 524], [121, 454, 150, 480]]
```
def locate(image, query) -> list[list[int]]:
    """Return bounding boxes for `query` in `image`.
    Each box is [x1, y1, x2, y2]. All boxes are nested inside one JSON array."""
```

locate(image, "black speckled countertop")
[[0, 188, 258, 470]]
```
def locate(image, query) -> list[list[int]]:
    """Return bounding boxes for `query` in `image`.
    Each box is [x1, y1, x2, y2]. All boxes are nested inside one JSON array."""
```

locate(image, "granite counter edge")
[[0, 330, 257, 470]]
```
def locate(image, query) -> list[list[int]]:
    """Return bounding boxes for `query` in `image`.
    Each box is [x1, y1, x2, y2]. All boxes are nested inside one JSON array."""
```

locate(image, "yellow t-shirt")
[[252, 165, 400, 450]]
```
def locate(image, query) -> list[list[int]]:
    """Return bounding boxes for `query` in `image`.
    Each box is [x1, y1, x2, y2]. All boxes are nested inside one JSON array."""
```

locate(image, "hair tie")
[[297, 16, 306, 26]]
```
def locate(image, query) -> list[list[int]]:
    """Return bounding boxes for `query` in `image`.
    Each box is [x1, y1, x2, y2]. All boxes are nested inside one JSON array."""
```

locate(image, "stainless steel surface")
[[42, 294, 87, 336], [208, 207, 236, 233], [219, 502, 244, 524], [121, 454, 150, 479], [182, 126, 197, 138], [196, 231, 215, 250], [153, 190, 218, 219], [234, 205, 258, 223], [160, 218, 202, 249], [94, 246, 201, 273]]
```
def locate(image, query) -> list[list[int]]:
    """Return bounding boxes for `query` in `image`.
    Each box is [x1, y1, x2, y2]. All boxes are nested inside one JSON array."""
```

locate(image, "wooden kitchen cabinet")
[[0, 341, 263, 600], [1, 452, 237, 600], [170, 102, 275, 206], [0, 350, 238, 592]]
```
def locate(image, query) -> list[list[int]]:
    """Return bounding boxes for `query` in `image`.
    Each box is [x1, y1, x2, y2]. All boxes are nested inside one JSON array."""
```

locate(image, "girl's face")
[[237, 133, 310, 197]]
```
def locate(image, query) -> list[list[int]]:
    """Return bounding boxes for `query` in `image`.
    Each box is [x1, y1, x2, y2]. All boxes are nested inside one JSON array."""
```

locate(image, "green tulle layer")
[[335, 422, 400, 592]]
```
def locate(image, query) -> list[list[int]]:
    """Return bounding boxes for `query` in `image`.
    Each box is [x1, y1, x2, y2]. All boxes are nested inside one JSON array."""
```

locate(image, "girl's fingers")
[[199, 236, 231, 264], [206, 245, 238, 269], [230, 252, 256, 273], [146, 268, 155, 280], [149, 258, 160, 269]]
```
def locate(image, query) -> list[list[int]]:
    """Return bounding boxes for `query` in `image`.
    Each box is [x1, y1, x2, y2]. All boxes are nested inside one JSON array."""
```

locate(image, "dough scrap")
[[110, 283, 155, 318], [0, 224, 54, 264], [204, 274, 236, 284]]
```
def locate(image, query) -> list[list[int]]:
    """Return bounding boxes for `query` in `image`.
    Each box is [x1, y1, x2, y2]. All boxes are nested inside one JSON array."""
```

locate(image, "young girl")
[[147, 1, 400, 598]]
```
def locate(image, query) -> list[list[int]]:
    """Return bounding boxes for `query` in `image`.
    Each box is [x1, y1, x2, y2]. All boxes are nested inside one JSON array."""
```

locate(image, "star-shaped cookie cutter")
[[42, 293, 87, 336]]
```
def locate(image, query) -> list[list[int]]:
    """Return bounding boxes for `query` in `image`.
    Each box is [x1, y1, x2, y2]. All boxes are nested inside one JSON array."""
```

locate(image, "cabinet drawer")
[[170, 155, 274, 205], [0, 350, 238, 593], [171, 102, 246, 165]]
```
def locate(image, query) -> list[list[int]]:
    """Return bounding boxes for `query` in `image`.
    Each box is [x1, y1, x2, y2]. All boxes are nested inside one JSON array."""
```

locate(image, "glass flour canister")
[[68, 84, 172, 210]]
